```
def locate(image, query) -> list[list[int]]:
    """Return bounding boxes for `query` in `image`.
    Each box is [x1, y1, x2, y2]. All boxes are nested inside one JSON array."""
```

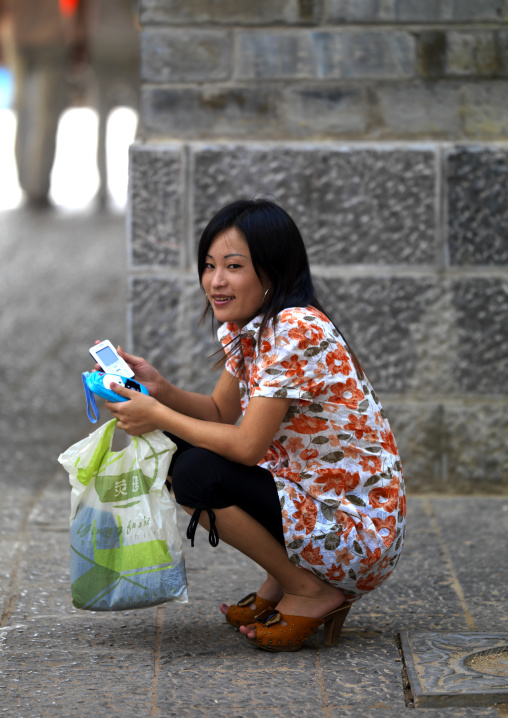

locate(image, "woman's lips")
[[213, 295, 234, 305]]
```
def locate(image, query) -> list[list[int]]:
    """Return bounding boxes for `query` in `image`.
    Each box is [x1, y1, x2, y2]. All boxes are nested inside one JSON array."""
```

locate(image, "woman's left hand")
[[105, 383, 162, 436]]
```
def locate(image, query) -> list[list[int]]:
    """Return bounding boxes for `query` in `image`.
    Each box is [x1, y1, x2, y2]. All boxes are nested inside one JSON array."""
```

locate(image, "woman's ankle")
[[257, 574, 284, 602]]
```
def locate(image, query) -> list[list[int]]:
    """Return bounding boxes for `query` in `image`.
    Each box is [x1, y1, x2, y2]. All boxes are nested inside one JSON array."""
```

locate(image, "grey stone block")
[[327, 0, 508, 23], [140, 0, 325, 26], [383, 402, 508, 491], [313, 276, 456, 395], [417, 30, 447, 78], [444, 403, 508, 489], [452, 278, 508, 393], [192, 145, 437, 266], [382, 403, 448, 489], [313, 30, 416, 80], [141, 29, 231, 83], [129, 144, 185, 267], [446, 146, 508, 265], [141, 85, 282, 139], [446, 31, 504, 77], [283, 85, 367, 136], [235, 30, 316, 80], [460, 81, 508, 138], [129, 275, 219, 394], [235, 29, 416, 81], [376, 81, 461, 138]]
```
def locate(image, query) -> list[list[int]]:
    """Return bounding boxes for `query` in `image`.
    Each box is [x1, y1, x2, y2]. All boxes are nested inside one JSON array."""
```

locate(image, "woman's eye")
[[228, 263, 241, 270], [204, 263, 214, 270]]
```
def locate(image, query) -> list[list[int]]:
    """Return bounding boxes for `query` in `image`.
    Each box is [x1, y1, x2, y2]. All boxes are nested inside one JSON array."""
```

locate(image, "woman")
[[105, 198, 406, 652]]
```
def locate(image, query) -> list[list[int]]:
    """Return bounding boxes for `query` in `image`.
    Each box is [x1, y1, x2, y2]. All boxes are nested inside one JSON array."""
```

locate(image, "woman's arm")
[[106, 385, 292, 467], [107, 347, 240, 424]]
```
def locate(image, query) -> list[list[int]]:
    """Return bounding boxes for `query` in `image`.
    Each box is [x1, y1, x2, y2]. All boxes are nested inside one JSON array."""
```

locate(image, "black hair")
[[197, 198, 364, 377]]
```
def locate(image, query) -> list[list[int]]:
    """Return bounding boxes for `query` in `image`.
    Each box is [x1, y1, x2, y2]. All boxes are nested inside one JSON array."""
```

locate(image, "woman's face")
[[201, 228, 269, 329]]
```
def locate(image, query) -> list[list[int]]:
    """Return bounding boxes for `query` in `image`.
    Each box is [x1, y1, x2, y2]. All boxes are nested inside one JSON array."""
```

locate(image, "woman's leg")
[[180, 503, 347, 640]]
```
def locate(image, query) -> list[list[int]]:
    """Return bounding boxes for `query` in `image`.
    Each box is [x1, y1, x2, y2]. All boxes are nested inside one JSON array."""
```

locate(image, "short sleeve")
[[250, 308, 336, 401]]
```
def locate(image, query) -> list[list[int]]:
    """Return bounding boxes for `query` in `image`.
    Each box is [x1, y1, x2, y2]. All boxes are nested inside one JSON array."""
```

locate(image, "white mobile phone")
[[89, 340, 134, 378]]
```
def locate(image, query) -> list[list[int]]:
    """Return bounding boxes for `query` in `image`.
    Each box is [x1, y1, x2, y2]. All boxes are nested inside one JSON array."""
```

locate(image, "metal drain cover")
[[400, 631, 508, 708]]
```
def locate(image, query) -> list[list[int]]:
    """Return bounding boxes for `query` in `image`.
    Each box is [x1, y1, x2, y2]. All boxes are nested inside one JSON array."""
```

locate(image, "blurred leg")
[[14, 48, 67, 202]]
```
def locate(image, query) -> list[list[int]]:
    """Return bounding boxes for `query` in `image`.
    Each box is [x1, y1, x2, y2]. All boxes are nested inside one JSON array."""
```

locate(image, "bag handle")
[[82, 371, 100, 423]]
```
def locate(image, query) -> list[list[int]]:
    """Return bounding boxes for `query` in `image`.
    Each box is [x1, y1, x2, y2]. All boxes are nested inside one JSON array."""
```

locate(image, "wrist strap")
[[82, 372, 99, 423]]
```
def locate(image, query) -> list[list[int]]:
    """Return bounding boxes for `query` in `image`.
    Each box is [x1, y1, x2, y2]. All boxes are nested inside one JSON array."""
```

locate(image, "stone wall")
[[139, 0, 508, 141], [127, 1, 508, 493]]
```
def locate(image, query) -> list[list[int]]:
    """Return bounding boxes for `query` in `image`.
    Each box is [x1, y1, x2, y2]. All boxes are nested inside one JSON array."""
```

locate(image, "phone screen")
[[96, 345, 118, 367]]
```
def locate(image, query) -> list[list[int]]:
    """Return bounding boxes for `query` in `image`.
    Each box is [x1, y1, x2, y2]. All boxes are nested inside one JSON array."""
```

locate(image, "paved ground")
[[1, 205, 507, 717]]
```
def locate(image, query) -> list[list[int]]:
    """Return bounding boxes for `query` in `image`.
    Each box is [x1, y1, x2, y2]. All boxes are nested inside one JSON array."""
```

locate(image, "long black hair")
[[197, 198, 364, 377]]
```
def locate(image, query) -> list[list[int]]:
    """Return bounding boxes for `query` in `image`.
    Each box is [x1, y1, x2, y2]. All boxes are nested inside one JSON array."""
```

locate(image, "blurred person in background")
[[88, 0, 139, 209], [0, 0, 88, 208]]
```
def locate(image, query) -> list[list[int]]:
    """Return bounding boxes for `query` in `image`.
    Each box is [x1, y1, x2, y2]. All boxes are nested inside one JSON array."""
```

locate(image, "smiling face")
[[201, 228, 269, 329]]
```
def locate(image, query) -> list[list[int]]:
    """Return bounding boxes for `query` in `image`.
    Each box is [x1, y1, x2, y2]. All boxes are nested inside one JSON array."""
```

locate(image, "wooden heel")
[[323, 604, 351, 646]]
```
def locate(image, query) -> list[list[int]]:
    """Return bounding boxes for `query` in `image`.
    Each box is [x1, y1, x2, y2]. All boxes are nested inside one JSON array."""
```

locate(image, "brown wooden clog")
[[246, 603, 352, 652]]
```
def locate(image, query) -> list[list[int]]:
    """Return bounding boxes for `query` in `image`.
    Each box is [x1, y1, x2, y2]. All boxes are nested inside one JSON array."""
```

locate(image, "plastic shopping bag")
[[58, 419, 188, 611]]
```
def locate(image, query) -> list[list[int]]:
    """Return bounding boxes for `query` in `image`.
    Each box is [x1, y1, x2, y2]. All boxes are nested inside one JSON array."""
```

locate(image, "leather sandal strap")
[[236, 592, 258, 608]]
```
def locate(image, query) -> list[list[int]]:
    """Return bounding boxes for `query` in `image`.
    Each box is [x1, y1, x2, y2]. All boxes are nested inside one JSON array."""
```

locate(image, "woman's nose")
[[211, 269, 227, 287]]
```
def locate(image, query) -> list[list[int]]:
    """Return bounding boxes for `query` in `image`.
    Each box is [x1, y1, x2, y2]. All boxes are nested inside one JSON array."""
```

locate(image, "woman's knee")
[[171, 447, 221, 505]]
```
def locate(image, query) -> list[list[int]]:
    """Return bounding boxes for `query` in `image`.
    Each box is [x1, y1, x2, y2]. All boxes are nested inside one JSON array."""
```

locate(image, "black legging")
[[166, 434, 285, 548]]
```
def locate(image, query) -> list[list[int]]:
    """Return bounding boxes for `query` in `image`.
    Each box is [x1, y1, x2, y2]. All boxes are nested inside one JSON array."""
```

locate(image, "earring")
[[263, 287, 271, 301]]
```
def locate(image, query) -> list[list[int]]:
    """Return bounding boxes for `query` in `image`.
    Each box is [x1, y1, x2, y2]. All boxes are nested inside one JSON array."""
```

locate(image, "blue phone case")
[[82, 371, 149, 423]]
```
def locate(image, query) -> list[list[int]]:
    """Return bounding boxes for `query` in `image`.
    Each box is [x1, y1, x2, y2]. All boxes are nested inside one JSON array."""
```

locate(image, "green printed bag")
[[58, 419, 188, 611]]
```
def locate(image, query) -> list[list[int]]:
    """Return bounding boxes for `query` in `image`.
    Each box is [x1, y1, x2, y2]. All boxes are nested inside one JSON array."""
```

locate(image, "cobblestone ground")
[[0, 206, 507, 717]]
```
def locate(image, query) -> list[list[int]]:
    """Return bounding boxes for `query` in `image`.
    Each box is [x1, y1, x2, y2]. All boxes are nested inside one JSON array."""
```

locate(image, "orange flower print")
[[359, 546, 382, 570], [300, 447, 319, 461], [286, 414, 329, 435], [286, 485, 298, 500], [293, 496, 318, 535], [335, 547, 354, 566], [288, 321, 325, 351], [286, 436, 304, 453], [329, 378, 365, 410], [260, 353, 279, 370], [368, 486, 399, 513], [380, 429, 398, 456], [265, 439, 289, 465], [359, 455, 382, 475], [372, 515, 397, 547], [218, 306, 405, 600], [342, 444, 363, 459], [334, 511, 357, 543], [325, 346, 352, 376], [301, 540, 325, 566], [325, 563, 345, 582], [344, 414, 376, 440], [301, 378, 326, 396], [356, 572, 386, 592], [281, 354, 308, 379], [315, 468, 360, 496]]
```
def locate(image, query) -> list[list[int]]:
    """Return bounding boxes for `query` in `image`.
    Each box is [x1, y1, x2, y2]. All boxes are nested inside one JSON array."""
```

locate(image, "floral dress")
[[218, 306, 406, 601]]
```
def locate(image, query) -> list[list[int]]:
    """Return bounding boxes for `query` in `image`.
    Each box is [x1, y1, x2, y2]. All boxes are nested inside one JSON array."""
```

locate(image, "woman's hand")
[[105, 383, 162, 436], [93, 342, 167, 402]]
